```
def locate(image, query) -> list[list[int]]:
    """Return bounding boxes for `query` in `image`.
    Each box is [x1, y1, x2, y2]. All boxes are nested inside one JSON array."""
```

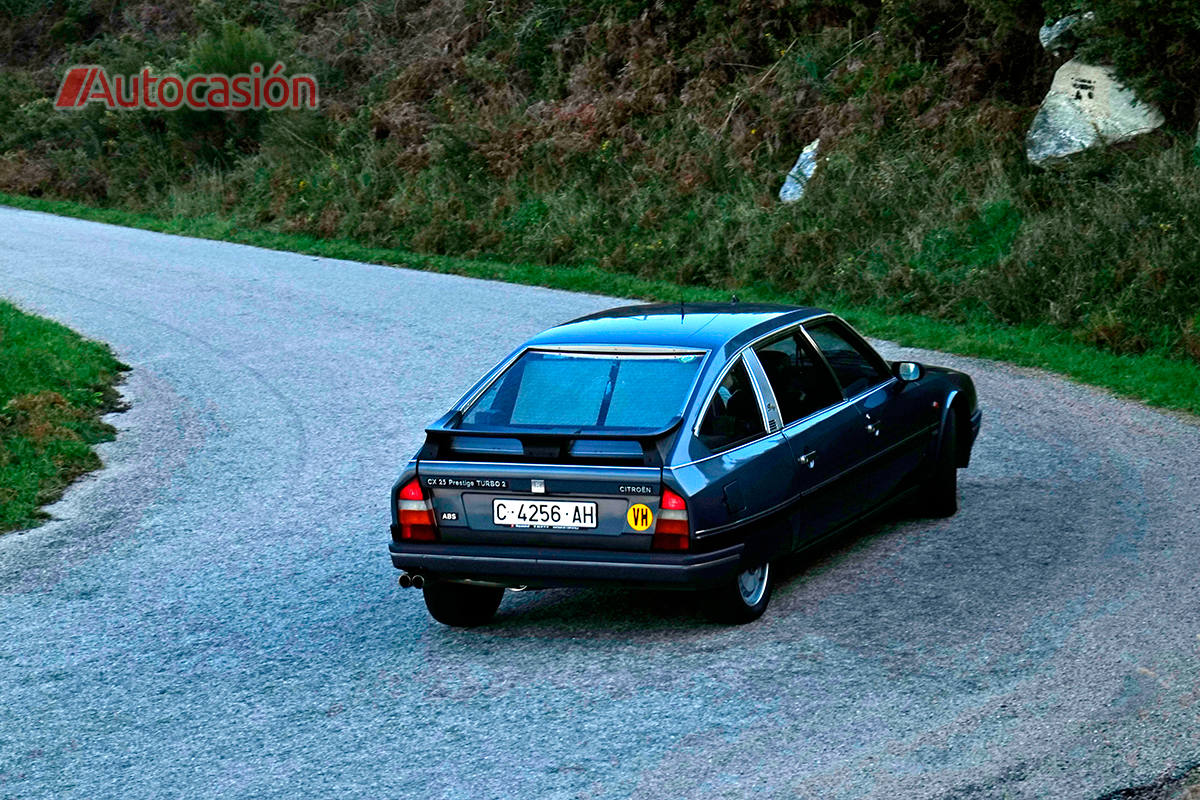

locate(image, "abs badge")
[[626, 503, 654, 532]]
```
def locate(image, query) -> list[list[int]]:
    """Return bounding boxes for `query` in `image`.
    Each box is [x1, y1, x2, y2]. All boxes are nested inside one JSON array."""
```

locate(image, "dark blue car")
[[390, 303, 981, 625]]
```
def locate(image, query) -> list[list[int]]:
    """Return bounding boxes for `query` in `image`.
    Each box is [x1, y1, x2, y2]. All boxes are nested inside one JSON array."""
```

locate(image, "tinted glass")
[[461, 350, 703, 432], [804, 320, 890, 397], [753, 331, 842, 424], [697, 357, 765, 451]]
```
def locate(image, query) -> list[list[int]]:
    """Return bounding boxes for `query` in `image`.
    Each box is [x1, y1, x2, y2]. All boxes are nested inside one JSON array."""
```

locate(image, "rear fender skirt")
[[695, 501, 794, 564], [740, 515, 792, 568]]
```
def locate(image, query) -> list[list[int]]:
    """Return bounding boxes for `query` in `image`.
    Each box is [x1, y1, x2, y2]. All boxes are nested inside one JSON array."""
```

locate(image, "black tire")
[[422, 581, 504, 627], [701, 561, 774, 624], [922, 406, 959, 518]]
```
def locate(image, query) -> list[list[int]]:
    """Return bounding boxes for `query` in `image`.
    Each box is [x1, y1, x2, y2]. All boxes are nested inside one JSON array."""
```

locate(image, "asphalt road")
[[1, 206, 1198, 800]]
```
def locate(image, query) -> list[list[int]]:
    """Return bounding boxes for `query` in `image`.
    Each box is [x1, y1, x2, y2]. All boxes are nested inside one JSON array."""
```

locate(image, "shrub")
[[1058, 0, 1200, 127], [171, 22, 282, 162]]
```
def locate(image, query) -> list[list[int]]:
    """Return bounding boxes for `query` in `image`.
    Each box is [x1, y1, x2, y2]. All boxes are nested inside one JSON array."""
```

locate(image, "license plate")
[[492, 498, 598, 529]]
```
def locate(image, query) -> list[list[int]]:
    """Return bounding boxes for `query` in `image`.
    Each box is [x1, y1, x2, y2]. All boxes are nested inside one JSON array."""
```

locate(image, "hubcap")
[[736, 563, 769, 607]]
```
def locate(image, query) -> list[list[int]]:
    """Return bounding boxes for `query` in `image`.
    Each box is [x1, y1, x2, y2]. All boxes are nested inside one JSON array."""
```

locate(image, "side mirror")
[[894, 361, 923, 382]]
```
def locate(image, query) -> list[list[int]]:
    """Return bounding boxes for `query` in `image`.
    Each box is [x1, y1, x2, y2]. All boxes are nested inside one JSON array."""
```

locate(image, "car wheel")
[[922, 406, 958, 518], [702, 561, 774, 624], [422, 581, 504, 627]]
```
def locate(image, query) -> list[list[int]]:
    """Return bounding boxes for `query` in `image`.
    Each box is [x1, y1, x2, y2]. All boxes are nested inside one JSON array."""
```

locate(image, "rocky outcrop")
[[1038, 13, 1090, 53], [779, 138, 820, 203]]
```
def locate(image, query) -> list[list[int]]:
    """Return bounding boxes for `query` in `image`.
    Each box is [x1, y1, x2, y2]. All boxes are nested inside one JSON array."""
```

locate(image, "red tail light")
[[652, 488, 689, 551], [397, 479, 438, 541]]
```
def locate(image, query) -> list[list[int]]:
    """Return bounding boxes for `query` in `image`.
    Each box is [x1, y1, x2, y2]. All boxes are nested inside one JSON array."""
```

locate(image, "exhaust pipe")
[[411, 574, 425, 589], [398, 573, 413, 588]]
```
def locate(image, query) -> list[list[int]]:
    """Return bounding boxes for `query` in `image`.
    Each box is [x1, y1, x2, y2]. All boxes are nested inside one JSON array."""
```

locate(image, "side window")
[[804, 320, 890, 398], [697, 357, 765, 451], [753, 330, 843, 424]]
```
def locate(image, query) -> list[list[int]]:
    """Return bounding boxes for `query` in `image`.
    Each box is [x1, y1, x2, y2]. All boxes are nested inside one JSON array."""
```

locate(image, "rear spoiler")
[[420, 412, 682, 467]]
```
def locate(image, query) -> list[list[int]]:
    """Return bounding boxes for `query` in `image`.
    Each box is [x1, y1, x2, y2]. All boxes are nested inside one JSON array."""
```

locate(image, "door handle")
[[798, 450, 817, 468], [866, 422, 881, 436]]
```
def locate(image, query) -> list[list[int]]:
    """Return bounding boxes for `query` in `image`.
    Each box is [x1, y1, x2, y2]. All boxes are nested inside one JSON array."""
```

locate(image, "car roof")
[[526, 302, 828, 352]]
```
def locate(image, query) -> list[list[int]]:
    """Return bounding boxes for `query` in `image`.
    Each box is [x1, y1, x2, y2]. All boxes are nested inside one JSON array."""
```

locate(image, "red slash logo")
[[54, 66, 94, 109]]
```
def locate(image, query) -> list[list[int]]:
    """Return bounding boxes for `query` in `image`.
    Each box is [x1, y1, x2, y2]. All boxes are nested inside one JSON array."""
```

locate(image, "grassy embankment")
[[4, 189, 1198, 417], [3, 2, 1200, 356], [0, 298, 126, 532], [3, 3, 1200, 365]]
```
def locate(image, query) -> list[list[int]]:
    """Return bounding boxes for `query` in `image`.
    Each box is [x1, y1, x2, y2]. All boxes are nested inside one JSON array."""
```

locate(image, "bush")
[[170, 22, 282, 162], [1060, 0, 1200, 127]]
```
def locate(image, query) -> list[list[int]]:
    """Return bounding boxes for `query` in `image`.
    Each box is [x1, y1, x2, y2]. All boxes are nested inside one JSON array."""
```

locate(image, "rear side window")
[[460, 350, 703, 432], [753, 331, 842, 424], [697, 357, 765, 451], [804, 320, 890, 398]]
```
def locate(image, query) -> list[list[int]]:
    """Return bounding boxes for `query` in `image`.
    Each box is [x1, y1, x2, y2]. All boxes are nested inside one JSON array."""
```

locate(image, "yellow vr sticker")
[[627, 503, 654, 532]]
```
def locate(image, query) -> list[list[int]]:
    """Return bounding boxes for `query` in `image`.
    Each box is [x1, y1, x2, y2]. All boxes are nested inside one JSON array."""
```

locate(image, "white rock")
[[1026, 59, 1164, 165], [779, 138, 820, 203]]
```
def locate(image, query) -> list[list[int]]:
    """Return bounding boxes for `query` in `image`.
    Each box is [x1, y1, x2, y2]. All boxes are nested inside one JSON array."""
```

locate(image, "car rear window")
[[460, 350, 704, 432]]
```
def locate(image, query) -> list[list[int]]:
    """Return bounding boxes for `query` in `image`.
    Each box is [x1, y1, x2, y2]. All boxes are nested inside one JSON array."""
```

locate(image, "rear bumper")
[[388, 537, 745, 589]]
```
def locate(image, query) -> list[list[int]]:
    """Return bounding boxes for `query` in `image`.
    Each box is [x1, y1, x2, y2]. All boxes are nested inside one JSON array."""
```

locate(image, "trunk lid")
[[416, 429, 668, 550]]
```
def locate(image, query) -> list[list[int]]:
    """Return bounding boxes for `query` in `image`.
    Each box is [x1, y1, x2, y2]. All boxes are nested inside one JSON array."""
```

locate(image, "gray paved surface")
[[1, 206, 1198, 799]]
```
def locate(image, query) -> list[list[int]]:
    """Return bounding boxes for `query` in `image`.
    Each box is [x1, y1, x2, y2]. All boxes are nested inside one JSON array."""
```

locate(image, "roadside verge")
[[0, 299, 127, 532], [2, 191, 1197, 418]]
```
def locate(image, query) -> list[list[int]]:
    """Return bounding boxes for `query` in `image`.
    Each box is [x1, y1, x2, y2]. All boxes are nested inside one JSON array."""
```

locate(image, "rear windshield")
[[459, 350, 705, 432]]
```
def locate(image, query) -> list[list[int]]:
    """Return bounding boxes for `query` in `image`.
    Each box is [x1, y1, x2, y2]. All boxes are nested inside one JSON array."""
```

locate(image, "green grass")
[[5, 3, 1199, 371], [4, 190, 1199, 418], [0, 298, 127, 532]]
